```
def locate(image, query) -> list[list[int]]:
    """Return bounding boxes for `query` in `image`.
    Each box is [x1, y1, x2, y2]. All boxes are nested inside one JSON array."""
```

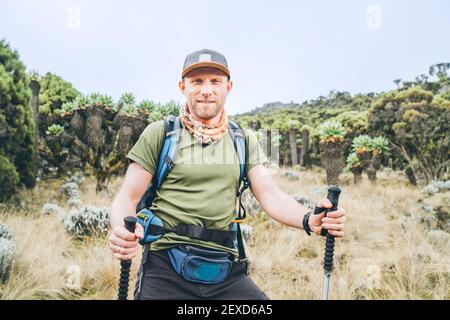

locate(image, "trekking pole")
[[117, 216, 137, 300], [315, 186, 341, 300]]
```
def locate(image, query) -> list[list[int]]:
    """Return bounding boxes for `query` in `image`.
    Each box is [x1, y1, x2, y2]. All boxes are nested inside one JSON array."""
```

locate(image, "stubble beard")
[[190, 100, 224, 121]]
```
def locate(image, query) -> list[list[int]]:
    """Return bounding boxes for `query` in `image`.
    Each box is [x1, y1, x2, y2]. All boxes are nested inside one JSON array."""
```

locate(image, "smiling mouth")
[[197, 100, 215, 104]]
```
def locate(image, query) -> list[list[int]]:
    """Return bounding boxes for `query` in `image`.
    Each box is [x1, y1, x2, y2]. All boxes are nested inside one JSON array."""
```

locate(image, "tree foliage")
[[0, 40, 37, 190]]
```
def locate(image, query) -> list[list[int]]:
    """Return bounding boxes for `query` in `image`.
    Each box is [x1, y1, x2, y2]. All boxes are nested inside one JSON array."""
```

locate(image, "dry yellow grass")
[[0, 168, 448, 300]]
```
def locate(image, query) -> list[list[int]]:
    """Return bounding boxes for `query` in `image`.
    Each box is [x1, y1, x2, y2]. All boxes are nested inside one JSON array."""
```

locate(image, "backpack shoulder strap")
[[136, 116, 180, 213], [228, 120, 251, 271], [228, 120, 247, 183], [154, 115, 180, 190]]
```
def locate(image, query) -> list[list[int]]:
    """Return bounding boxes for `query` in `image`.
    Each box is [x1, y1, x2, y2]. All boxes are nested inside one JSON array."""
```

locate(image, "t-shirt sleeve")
[[244, 128, 268, 175], [127, 120, 165, 176]]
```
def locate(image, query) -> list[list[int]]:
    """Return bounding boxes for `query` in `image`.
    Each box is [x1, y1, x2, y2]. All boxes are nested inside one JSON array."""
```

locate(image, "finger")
[[322, 216, 345, 224], [314, 205, 327, 215], [313, 226, 323, 236], [110, 243, 138, 255], [328, 230, 344, 237], [134, 223, 144, 239], [325, 208, 346, 218], [110, 243, 138, 256], [316, 198, 332, 209], [322, 223, 344, 231], [114, 226, 138, 241], [113, 252, 138, 261], [309, 213, 325, 226], [109, 234, 139, 249]]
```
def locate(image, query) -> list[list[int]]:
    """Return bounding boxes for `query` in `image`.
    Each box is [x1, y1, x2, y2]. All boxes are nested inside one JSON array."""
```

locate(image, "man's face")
[[179, 67, 233, 121]]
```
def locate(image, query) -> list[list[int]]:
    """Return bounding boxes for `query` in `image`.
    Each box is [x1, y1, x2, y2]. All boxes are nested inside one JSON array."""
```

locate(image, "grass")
[[0, 167, 448, 300]]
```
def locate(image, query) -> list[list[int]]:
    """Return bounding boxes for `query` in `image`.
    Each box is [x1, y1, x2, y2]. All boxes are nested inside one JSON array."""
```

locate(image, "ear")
[[227, 80, 233, 93], [178, 79, 185, 93]]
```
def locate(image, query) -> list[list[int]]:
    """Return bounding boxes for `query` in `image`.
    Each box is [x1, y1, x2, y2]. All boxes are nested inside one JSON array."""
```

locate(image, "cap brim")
[[182, 62, 230, 78]]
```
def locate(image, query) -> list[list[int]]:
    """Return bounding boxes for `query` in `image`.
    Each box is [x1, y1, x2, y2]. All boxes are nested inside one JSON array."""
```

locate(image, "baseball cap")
[[182, 49, 230, 79]]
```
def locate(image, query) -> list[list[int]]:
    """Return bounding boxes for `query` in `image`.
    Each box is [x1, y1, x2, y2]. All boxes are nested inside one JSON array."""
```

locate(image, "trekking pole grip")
[[117, 216, 137, 300], [124, 216, 137, 234], [323, 187, 341, 273]]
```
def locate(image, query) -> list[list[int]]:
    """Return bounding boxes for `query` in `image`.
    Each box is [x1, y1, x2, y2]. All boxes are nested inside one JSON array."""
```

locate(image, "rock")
[[293, 195, 315, 209]]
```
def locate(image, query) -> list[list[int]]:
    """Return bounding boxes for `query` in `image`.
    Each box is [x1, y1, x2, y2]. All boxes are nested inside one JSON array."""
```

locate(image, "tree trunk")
[[289, 128, 298, 166], [366, 164, 377, 184], [29, 80, 40, 145], [300, 129, 310, 167], [404, 166, 417, 186], [321, 141, 344, 186], [350, 167, 363, 185]]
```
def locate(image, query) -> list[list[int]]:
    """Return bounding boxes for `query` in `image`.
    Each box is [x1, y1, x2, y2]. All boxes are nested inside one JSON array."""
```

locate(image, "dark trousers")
[[133, 248, 269, 300]]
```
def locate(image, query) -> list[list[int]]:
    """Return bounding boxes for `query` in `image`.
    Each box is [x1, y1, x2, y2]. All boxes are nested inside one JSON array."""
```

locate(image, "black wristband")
[[303, 210, 313, 236]]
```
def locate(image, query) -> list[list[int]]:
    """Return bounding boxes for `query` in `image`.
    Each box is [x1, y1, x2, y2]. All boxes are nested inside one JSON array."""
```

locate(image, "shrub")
[[46, 124, 64, 136], [40, 203, 64, 216], [136, 99, 156, 113], [319, 120, 346, 143], [118, 92, 135, 107], [61, 182, 80, 199], [352, 134, 372, 154], [0, 40, 37, 189], [64, 206, 110, 238], [37, 72, 80, 114], [0, 238, 15, 282], [0, 155, 20, 202], [66, 175, 85, 186], [0, 224, 13, 240]]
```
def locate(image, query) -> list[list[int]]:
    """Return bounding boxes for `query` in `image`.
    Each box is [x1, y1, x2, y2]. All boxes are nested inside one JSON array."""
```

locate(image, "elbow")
[[255, 185, 282, 216]]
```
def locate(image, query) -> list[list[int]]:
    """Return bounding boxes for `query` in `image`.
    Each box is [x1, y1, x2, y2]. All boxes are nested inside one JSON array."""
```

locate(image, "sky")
[[1, 0, 449, 115]]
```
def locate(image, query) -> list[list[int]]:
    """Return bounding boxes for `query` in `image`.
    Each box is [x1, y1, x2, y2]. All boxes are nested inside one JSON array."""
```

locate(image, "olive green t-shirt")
[[127, 117, 267, 257]]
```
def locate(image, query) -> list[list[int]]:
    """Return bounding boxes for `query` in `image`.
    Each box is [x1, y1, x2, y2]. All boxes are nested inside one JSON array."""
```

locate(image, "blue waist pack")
[[136, 209, 236, 284], [136, 209, 164, 245], [167, 245, 233, 284]]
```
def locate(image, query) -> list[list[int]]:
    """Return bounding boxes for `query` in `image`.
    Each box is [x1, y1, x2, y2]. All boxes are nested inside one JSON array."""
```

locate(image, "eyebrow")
[[190, 77, 222, 82]]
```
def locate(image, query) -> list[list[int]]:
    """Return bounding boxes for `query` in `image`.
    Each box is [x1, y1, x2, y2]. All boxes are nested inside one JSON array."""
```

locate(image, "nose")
[[200, 83, 213, 97]]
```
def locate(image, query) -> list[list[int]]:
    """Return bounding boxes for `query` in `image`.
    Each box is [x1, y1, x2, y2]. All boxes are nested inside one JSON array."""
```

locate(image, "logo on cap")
[[198, 54, 212, 62]]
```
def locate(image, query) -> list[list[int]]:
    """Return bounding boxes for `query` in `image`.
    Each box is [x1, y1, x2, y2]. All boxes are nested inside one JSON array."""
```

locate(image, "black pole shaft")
[[117, 216, 137, 300], [320, 186, 341, 300]]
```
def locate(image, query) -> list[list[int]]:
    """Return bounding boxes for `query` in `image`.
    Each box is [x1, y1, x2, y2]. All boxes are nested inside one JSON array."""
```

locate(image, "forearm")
[[258, 188, 311, 229], [110, 193, 138, 230]]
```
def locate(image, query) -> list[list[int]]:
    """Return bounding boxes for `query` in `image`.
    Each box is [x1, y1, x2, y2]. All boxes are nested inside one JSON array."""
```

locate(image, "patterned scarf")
[[179, 103, 228, 145]]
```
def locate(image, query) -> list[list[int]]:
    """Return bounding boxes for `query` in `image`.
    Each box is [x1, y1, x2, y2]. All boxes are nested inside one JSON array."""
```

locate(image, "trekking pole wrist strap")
[[303, 209, 313, 236]]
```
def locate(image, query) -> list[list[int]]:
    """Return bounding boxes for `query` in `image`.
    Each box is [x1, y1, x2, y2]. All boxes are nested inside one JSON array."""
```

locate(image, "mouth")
[[197, 100, 215, 104]]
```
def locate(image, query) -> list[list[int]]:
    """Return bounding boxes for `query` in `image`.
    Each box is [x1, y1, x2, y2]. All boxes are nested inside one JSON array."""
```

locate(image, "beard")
[[189, 100, 224, 120]]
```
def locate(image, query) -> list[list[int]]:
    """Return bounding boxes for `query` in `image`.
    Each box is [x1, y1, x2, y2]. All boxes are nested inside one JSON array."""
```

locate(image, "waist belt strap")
[[148, 224, 237, 249]]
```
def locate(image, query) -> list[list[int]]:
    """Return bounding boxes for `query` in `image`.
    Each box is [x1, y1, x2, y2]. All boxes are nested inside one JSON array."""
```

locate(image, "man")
[[109, 49, 346, 300]]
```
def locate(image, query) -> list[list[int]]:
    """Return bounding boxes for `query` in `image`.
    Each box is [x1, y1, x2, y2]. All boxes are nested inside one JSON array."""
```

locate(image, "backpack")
[[136, 115, 250, 268]]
